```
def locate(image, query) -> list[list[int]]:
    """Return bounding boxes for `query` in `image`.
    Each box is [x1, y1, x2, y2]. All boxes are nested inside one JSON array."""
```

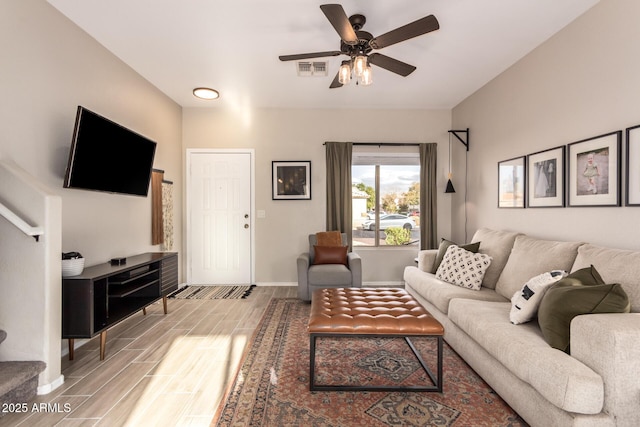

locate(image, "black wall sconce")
[[445, 128, 470, 193]]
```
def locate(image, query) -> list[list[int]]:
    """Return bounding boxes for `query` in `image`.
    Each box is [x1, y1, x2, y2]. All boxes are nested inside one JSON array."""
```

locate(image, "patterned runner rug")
[[213, 298, 528, 427], [168, 285, 255, 299]]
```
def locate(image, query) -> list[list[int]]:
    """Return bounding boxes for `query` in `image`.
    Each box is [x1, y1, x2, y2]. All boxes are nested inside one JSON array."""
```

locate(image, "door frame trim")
[[186, 148, 255, 285]]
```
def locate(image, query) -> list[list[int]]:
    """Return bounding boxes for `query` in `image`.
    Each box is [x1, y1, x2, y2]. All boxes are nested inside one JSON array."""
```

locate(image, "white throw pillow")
[[435, 245, 492, 291], [510, 270, 568, 324]]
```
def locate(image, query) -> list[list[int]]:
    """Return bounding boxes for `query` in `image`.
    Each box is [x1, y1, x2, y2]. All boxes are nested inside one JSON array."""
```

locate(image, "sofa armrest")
[[417, 249, 438, 273], [571, 313, 640, 425], [347, 252, 362, 287]]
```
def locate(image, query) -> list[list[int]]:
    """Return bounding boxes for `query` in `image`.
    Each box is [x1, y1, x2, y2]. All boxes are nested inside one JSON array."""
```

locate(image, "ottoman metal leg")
[[309, 333, 443, 392]]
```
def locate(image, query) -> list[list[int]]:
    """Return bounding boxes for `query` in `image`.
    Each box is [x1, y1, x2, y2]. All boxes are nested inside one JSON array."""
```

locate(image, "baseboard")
[[37, 374, 64, 395], [254, 282, 297, 287]]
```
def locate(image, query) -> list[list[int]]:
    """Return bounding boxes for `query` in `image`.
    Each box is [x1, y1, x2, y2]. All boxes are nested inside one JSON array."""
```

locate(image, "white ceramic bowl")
[[62, 258, 85, 277]]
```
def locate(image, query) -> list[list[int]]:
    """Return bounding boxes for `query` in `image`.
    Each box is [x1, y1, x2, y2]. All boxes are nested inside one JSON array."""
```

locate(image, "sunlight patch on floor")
[[115, 333, 249, 426]]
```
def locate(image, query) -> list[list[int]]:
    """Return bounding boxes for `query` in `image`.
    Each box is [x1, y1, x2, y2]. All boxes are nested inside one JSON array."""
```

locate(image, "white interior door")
[[188, 150, 253, 284]]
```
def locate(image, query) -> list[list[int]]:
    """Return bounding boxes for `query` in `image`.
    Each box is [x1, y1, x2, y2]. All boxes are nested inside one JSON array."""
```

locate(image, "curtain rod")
[[323, 142, 422, 147]]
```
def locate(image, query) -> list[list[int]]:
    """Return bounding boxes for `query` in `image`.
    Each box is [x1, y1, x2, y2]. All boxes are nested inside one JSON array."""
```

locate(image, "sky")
[[352, 165, 420, 195]]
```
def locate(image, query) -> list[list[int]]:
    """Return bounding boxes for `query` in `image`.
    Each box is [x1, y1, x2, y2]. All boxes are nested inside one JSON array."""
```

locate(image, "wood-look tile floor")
[[0, 286, 297, 427]]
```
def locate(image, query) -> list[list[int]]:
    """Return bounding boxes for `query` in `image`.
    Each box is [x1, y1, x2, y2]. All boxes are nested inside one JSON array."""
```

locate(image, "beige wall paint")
[[183, 108, 452, 283], [0, 0, 182, 389], [451, 0, 640, 249]]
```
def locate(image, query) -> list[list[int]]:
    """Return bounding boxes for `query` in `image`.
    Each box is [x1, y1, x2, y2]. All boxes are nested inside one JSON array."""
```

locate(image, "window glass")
[[352, 148, 420, 247]]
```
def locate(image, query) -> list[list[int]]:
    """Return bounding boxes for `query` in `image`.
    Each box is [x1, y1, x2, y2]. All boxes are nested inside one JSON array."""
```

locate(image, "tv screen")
[[63, 106, 157, 196]]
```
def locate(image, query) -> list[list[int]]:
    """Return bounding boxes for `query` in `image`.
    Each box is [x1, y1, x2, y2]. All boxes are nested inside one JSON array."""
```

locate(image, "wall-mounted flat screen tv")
[[63, 106, 157, 197]]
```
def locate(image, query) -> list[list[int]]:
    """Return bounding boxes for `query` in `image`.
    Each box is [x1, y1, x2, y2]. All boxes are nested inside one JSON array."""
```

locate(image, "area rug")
[[168, 285, 255, 299], [213, 298, 528, 427]]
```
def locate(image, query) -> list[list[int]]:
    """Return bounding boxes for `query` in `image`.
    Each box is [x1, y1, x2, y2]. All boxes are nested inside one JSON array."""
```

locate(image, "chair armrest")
[[571, 313, 640, 424], [297, 252, 311, 300], [417, 249, 438, 273], [347, 252, 362, 287], [297, 252, 310, 281]]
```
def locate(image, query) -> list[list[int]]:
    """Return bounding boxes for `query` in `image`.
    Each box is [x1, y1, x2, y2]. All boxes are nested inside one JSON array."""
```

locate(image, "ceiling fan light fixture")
[[193, 87, 220, 100], [338, 61, 351, 85], [353, 54, 367, 77], [360, 64, 373, 86]]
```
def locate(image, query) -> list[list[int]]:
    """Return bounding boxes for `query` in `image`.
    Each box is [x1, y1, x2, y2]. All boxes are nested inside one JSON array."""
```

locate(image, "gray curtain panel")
[[325, 142, 353, 248], [420, 143, 438, 249]]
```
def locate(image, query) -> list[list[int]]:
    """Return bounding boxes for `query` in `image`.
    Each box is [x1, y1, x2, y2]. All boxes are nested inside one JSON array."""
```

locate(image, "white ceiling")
[[47, 0, 599, 110]]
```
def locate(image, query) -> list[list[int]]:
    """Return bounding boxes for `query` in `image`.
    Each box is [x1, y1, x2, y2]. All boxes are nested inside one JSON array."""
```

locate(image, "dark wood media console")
[[62, 252, 178, 360]]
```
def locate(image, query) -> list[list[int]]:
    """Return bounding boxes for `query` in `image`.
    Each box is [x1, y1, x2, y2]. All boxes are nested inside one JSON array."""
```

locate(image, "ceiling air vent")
[[296, 61, 329, 77]]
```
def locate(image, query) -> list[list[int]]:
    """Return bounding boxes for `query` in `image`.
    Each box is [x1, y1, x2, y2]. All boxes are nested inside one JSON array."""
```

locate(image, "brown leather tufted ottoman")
[[308, 287, 444, 392]]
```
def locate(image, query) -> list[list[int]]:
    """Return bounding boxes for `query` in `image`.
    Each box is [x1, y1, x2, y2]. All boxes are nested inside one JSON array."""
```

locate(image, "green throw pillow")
[[432, 238, 481, 273], [538, 265, 630, 353]]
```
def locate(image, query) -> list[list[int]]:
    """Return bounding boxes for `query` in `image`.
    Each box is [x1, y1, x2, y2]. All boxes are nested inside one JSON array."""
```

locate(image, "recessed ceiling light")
[[193, 87, 220, 100]]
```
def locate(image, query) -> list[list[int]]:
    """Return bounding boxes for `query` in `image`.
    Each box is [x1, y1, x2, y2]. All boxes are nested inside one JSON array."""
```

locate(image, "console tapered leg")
[[99, 331, 107, 360]]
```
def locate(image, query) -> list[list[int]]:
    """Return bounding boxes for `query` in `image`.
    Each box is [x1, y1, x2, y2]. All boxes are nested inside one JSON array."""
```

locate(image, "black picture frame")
[[526, 146, 565, 208], [498, 156, 526, 208], [626, 125, 640, 206], [567, 131, 621, 207], [272, 161, 311, 200]]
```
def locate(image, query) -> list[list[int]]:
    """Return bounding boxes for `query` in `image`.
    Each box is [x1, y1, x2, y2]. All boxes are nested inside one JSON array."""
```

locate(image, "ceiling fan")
[[279, 4, 439, 88]]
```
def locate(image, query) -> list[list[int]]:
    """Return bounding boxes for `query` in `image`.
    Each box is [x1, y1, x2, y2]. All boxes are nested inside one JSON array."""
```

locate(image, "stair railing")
[[0, 200, 43, 241]]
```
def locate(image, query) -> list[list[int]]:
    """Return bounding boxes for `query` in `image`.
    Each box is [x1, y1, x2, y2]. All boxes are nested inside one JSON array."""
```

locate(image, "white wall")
[[451, 0, 640, 249], [0, 0, 182, 390], [183, 108, 452, 283], [0, 158, 61, 392]]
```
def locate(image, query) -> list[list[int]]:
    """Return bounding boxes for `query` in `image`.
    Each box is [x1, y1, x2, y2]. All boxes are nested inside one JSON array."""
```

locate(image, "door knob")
[[244, 224, 249, 229], [244, 214, 249, 218]]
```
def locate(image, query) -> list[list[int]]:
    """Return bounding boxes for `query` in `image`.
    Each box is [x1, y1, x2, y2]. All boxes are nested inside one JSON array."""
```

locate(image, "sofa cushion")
[[571, 244, 640, 312], [432, 239, 481, 273], [435, 245, 492, 291], [448, 299, 604, 414], [403, 266, 508, 314], [538, 266, 631, 353], [510, 270, 567, 324], [495, 235, 582, 300], [469, 228, 522, 289]]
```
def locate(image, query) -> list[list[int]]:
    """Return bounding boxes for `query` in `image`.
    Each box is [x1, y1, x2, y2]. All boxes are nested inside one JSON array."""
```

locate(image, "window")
[[351, 146, 420, 247]]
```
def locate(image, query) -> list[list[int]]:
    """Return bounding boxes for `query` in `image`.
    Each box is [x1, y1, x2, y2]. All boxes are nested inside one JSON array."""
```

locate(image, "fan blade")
[[279, 51, 342, 61], [370, 15, 439, 49], [320, 4, 358, 45], [369, 53, 416, 76], [329, 71, 343, 88]]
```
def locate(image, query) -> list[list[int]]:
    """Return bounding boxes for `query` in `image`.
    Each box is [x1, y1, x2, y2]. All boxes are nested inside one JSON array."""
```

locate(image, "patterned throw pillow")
[[435, 245, 492, 290], [509, 270, 567, 325]]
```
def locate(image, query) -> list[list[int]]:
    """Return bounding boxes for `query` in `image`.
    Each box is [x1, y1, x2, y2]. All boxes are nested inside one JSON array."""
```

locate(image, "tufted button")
[[308, 288, 444, 335]]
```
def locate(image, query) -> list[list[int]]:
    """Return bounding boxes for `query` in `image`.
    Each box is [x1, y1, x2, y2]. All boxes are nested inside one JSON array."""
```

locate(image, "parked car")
[[362, 214, 416, 231], [366, 210, 386, 220]]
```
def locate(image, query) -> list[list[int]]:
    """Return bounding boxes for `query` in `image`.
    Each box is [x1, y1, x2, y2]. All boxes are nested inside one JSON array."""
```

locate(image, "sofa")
[[403, 228, 640, 427]]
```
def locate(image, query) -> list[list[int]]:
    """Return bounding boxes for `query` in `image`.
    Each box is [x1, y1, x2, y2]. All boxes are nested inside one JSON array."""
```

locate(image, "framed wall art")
[[498, 156, 526, 208], [626, 124, 640, 206], [526, 146, 565, 208], [272, 161, 311, 200], [567, 131, 621, 207]]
